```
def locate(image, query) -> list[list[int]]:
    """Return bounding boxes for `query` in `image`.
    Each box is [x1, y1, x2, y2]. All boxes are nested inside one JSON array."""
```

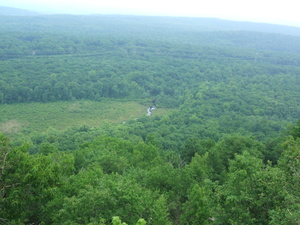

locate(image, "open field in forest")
[[0, 100, 167, 134]]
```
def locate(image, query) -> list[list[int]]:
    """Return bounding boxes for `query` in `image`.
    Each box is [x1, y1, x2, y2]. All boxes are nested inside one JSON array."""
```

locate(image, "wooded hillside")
[[0, 14, 300, 224]]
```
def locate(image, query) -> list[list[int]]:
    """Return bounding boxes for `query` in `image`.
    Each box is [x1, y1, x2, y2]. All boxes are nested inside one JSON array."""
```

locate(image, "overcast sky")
[[2, 0, 300, 27]]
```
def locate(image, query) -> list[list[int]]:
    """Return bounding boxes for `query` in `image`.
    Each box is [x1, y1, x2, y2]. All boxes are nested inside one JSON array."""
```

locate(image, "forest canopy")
[[0, 14, 300, 224]]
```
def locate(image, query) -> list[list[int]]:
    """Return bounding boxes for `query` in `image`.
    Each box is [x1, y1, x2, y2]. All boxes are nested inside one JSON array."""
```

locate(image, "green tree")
[[216, 151, 286, 224], [291, 120, 300, 139], [207, 135, 264, 181], [181, 183, 213, 225], [112, 216, 146, 225], [182, 137, 215, 163], [150, 195, 171, 225], [271, 137, 300, 224], [52, 173, 159, 225], [0, 134, 74, 224], [186, 153, 212, 183]]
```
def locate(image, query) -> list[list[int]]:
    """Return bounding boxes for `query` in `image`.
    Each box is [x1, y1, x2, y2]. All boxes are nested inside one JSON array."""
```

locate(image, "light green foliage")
[[112, 216, 128, 225], [216, 151, 287, 224], [136, 219, 147, 225], [0, 100, 150, 135], [150, 195, 171, 225], [291, 120, 300, 139], [0, 133, 10, 181], [72, 136, 134, 173], [279, 136, 300, 176], [271, 136, 300, 224], [186, 153, 212, 183], [112, 216, 146, 225], [51, 172, 159, 225], [0, 135, 75, 224], [207, 135, 264, 181], [180, 184, 213, 225], [0, 134, 11, 223], [182, 137, 215, 163], [131, 142, 163, 169]]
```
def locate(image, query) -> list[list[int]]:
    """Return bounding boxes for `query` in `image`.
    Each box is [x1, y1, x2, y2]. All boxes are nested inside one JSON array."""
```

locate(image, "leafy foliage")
[[1, 13, 300, 225]]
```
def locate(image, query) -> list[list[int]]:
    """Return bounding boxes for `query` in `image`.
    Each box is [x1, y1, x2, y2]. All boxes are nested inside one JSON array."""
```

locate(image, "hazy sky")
[[2, 0, 300, 27]]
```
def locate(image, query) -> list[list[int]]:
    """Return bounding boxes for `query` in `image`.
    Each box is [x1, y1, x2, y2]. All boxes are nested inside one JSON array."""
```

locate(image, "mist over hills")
[[1, 5, 300, 37], [0, 6, 40, 16]]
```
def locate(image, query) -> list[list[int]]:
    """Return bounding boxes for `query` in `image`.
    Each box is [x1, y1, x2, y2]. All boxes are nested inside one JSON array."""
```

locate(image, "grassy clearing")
[[0, 100, 166, 134]]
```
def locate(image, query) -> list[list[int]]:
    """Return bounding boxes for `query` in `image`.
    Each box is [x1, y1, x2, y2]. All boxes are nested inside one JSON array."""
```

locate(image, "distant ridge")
[[105, 16, 300, 36], [0, 6, 40, 16], [1, 6, 300, 36]]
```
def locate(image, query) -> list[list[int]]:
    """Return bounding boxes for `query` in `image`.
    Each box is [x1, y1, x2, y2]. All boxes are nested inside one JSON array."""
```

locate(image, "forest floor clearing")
[[0, 100, 167, 135]]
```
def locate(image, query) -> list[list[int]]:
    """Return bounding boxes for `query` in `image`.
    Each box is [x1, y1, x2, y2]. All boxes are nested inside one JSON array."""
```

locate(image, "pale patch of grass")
[[0, 120, 22, 134], [0, 100, 164, 134]]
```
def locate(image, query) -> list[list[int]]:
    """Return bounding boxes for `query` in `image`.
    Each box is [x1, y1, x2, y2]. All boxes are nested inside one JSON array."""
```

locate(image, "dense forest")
[[1, 10, 300, 225]]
